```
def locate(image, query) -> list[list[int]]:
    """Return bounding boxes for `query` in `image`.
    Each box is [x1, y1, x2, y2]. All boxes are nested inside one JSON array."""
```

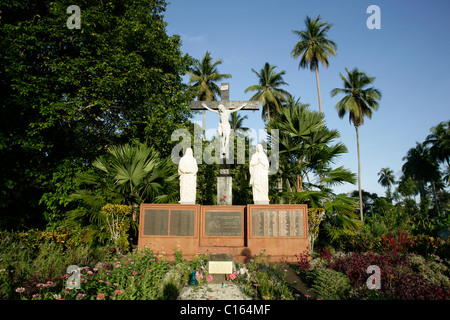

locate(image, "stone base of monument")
[[254, 200, 269, 205], [138, 203, 308, 262]]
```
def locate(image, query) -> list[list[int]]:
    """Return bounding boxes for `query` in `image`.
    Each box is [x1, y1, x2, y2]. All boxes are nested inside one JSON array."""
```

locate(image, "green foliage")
[[233, 250, 295, 300], [66, 142, 178, 245], [0, 0, 193, 228], [245, 62, 289, 121], [309, 268, 351, 300]]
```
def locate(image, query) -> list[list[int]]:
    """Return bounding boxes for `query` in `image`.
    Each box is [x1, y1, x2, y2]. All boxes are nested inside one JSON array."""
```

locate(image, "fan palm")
[[188, 51, 231, 136], [291, 15, 337, 114], [245, 62, 289, 121], [68, 143, 178, 241], [331, 67, 382, 222], [267, 103, 359, 238], [378, 167, 395, 200]]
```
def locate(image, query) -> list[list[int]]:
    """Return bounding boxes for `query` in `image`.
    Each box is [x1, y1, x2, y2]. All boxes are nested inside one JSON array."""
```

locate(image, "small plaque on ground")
[[207, 254, 235, 274]]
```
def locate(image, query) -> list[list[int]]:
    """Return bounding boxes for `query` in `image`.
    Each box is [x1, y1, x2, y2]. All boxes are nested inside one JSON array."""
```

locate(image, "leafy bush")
[[233, 249, 295, 300], [407, 254, 449, 287], [309, 268, 351, 300]]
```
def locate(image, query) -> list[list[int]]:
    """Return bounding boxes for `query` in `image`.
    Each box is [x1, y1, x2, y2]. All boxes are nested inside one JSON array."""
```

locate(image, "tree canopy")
[[0, 0, 194, 228]]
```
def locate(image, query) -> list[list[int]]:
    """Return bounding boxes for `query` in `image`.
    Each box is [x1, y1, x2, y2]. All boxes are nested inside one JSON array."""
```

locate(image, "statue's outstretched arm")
[[230, 104, 247, 113], [202, 103, 219, 114]]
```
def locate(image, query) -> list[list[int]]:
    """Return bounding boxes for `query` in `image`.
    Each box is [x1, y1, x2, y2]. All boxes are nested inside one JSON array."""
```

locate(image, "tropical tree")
[[266, 103, 359, 238], [0, 0, 193, 228], [291, 15, 337, 114], [331, 67, 382, 222], [402, 142, 442, 201], [378, 167, 396, 200], [230, 112, 249, 137], [67, 142, 178, 243], [245, 62, 289, 121], [425, 121, 450, 166], [188, 51, 231, 137]]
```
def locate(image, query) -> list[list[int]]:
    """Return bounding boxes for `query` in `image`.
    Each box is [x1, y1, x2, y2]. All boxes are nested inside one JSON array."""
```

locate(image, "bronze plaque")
[[169, 210, 195, 236], [279, 210, 304, 237], [143, 209, 169, 236], [252, 209, 277, 237], [204, 211, 242, 236]]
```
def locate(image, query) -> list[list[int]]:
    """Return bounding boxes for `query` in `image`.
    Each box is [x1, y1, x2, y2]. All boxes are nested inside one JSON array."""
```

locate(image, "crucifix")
[[190, 83, 260, 205]]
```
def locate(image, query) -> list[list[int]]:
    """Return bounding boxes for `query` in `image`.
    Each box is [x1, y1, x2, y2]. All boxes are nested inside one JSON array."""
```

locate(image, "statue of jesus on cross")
[[190, 83, 260, 160], [201, 103, 246, 158]]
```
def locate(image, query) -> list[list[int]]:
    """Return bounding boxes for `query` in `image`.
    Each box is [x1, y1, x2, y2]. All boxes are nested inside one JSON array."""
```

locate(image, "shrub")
[[407, 254, 449, 287], [309, 268, 351, 300]]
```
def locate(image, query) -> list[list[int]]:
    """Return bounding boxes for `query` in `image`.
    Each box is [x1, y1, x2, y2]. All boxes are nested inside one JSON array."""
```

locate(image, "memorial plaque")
[[143, 209, 169, 236], [252, 209, 277, 237], [279, 210, 304, 237], [169, 210, 195, 236], [204, 211, 242, 236]]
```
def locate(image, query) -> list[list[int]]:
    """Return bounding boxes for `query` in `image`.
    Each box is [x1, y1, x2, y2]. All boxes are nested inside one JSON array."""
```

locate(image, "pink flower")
[[253, 283, 260, 287], [207, 275, 213, 283], [32, 294, 40, 299], [96, 293, 106, 300], [229, 273, 236, 280], [114, 290, 124, 295], [132, 271, 138, 275], [76, 293, 86, 298], [15, 287, 25, 293]]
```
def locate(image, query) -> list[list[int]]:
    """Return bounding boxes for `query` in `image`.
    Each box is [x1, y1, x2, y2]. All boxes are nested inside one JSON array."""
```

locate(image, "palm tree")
[[377, 167, 395, 200], [402, 142, 442, 200], [245, 62, 289, 121], [230, 112, 249, 137], [425, 121, 450, 166], [67, 142, 178, 244], [188, 51, 231, 137], [331, 67, 382, 222], [291, 15, 337, 114], [267, 102, 359, 240]]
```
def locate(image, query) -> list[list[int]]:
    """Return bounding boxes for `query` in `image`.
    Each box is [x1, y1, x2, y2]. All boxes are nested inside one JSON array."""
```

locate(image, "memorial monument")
[[138, 83, 309, 263]]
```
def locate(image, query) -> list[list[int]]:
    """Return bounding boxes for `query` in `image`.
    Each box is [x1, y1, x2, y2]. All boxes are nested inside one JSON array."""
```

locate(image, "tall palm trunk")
[[314, 62, 322, 114], [355, 125, 364, 222]]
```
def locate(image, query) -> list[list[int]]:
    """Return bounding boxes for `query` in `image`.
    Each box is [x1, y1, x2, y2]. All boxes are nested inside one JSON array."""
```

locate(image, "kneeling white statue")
[[249, 144, 270, 204], [178, 148, 198, 204]]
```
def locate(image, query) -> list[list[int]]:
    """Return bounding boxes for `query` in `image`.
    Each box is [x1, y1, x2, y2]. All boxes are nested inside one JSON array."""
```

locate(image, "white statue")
[[201, 103, 246, 158], [178, 148, 198, 204], [249, 144, 270, 204]]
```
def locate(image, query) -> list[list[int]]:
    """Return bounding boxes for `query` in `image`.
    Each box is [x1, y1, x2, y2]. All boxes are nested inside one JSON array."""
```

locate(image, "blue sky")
[[164, 0, 450, 196]]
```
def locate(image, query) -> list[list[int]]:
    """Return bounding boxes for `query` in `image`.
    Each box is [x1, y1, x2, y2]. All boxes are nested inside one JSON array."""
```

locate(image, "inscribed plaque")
[[204, 211, 242, 236], [252, 209, 277, 237], [169, 210, 195, 236], [143, 209, 169, 236], [278, 210, 304, 237]]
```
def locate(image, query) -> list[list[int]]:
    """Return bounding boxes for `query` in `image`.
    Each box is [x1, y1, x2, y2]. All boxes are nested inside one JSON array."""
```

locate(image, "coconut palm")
[[331, 67, 382, 222], [425, 121, 450, 166], [188, 51, 231, 137], [402, 142, 441, 199], [291, 15, 337, 114], [377, 167, 395, 200], [245, 62, 289, 121], [230, 112, 249, 137]]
